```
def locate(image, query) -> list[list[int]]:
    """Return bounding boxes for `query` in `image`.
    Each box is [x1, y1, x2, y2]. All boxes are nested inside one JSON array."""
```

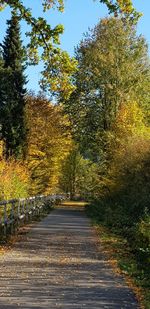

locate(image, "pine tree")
[[0, 50, 3, 141], [0, 10, 27, 159]]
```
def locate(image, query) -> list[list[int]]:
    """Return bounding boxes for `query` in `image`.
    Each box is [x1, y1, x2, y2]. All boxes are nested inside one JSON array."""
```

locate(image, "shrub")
[[0, 158, 29, 200]]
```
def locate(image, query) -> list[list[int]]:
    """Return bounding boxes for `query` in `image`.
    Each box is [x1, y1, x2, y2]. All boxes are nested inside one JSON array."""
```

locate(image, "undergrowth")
[[86, 203, 150, 309]]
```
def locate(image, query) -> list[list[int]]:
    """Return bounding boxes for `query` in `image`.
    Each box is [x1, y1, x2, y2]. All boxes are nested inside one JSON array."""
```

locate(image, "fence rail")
[[0, 194, 64, 237]]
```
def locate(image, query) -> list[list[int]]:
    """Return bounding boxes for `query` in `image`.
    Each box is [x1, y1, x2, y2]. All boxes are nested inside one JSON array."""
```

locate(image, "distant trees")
[[59, 145, 99, 199], [0, 11, 27, 158]]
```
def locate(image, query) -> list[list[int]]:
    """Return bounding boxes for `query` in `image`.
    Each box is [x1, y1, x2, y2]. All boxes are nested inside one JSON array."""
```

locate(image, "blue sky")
[[0, 0, 150, 93]]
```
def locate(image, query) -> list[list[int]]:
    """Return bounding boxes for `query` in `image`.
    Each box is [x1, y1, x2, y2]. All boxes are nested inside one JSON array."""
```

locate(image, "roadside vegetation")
[[62, 17, 150, 307], [0, 2, 149, 306], [86, 217, 150, 309]]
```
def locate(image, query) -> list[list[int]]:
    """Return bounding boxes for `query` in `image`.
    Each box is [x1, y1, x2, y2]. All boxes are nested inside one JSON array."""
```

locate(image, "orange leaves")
[[25, 95, 72, 195]]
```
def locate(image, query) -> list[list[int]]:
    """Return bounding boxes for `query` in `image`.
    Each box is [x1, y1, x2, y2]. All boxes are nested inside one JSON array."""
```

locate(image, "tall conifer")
[[0, 10, 26, 159]]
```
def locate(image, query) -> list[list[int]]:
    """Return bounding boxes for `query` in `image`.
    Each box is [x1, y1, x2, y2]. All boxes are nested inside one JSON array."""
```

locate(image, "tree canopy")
[[26, 94, 72, 195], [0, 0, 140, 98], [0, 3, 149, 298], [0, 1, 138, 16], [63, 17, 150, 160]]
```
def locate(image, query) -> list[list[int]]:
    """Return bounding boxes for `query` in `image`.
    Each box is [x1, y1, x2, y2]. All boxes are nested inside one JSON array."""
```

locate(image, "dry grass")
[[61, 200, 89, 207]]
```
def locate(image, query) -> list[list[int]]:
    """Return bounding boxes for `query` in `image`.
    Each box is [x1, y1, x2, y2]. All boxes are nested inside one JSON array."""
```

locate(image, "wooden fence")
[[0, 194, 64, 237]]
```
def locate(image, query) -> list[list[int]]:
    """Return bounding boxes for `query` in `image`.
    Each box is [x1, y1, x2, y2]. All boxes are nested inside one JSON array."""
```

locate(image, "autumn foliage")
[[26, 95, 72, 195], [0, 7, 149, 303], [0, 142, 29, 200], [87, 101, 150, 270]]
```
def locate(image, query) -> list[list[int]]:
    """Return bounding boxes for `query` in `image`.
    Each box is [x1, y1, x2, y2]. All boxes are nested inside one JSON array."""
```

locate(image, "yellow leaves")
[[0, 1, 140, 101], [64, 100, 148, 202], [117, 0, 133, 13], [97, 0, 141, 20], [42, 0, 64, 12], [26, 95, 72, 195], [0, 4, 5, 11], [27, 47, 40, 65], [116, 0, 142, 20], [99, 100, 150, 198], [0, 0, 65, 13], [0, 157, 29, 200], [114, 101, 146, 138], [0, 141, 3, 159], [41, 49, 78, 100]]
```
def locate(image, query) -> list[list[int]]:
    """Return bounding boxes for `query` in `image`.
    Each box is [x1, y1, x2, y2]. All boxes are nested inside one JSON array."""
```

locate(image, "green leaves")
[[40, 48, 78, 99], [0, 1, 75, 97], [64, 16, 150, 160], [99, 0, 141, 21], [0, 0, 140, 98], [42, 0, 64, 12]]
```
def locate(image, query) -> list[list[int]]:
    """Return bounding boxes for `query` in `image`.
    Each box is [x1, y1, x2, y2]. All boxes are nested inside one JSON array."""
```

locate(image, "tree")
[[60, 144, 99, 199], [0, 49, 4, 138], [26, 94, 72, 195], [0, 1, 138, 17], [63, 17, 150, 160], [99, 101, 150, 223], [0, 1, 139, 99], [60, 145, 80, 199], [0, 11, 27, 158]]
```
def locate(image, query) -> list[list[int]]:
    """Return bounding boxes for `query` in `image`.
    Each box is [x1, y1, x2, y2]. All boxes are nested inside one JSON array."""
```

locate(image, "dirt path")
[[0, 204, 139, 308]]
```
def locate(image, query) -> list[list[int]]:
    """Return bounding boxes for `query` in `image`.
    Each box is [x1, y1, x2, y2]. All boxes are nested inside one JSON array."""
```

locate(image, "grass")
[[86, 211, 150, 309]]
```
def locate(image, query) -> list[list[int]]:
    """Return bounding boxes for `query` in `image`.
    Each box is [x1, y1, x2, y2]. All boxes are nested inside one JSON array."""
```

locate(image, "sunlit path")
[[0, 203, 139, 309]]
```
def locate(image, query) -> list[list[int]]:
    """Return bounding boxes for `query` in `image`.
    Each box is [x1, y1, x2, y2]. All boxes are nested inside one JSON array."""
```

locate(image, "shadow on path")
[[0, 205, 139, 308]]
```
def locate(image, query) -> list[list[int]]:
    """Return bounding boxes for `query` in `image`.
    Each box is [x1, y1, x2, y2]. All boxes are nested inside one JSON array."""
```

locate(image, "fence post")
[[0, 194, 64, 238], [25, 199, 28, 222], [10, 201, 15, 234], [3, 204, 7, 237], [17, 200, 20, 230]]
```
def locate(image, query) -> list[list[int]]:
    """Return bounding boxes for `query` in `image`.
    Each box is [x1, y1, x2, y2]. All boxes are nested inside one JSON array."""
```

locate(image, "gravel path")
[[0, 206, 139, 309]]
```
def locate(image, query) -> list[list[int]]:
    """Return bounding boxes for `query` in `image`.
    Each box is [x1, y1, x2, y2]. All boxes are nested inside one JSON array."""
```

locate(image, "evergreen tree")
[[0, 10, 27, 159], [0, 49, 4, 141]]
